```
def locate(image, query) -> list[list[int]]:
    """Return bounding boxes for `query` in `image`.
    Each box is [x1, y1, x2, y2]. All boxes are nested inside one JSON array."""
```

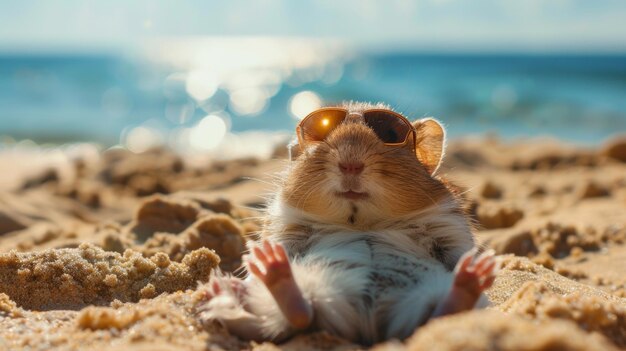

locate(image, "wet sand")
[[1, 136, 625, 350]]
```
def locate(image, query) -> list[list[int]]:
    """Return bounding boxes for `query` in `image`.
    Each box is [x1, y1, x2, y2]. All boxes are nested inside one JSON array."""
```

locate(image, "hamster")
[[196, 101, 496, 345]]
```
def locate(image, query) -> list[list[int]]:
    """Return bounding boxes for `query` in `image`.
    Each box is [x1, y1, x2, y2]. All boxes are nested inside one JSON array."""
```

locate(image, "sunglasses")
[[296, 108, 416, 148]]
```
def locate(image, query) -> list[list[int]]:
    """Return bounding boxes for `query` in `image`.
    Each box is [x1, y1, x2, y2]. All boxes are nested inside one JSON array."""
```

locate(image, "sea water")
[[1, 39, 625, 157]]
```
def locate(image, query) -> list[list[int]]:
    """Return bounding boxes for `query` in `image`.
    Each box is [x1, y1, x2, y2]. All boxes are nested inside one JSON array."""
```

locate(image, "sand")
[[1, 137, 625, 350]]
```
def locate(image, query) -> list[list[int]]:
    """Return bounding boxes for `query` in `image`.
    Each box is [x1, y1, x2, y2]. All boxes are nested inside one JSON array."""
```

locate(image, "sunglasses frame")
[[296, 107, 416, 150]]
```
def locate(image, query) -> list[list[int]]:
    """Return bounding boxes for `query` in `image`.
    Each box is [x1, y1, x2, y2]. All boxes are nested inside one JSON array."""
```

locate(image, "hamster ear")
[[412, 118, 445, 174]]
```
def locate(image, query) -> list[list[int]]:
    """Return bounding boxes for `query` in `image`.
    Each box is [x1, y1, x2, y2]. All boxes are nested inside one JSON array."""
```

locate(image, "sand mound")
[[254, 332, 361, 351], [0, 243, 218, 310], [603, 137, 626, 163], [138, 215, 247, 272], [488, 222, 625, 259], [406, 310, 618, 351], [128, 196, 202, 241], [480, 180, 503, 199], [0, 210, 27, 235], [487, 255, 622, 305], [501, 281, 626, 347], [1, 291, 246, 351], [475, 204, 524, 229], [409, 255, 626, 350], [101, 195, 249, 272], [578, 180, 611, 199]]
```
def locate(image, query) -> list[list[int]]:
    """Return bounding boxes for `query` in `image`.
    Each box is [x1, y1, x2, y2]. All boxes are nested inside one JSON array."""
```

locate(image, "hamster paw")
[[199, 276, 247, 302], [432, 249, 497, 318], [452, 248, 497, 298], [245, 239, 294, 287], [244, 239, 313, 330], [195, 276, 266, 341]]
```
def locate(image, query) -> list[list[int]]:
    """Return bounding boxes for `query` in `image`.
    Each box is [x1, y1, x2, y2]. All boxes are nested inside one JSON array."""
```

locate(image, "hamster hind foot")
[[196, 274, 266, 341], [245, 239, 314, 330], [432, 249, 497, 318]]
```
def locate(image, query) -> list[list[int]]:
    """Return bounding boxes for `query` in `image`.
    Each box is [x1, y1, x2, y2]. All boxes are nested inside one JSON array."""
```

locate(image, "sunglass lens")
[[300, 110, 346, 142], [364, 111, 411, 144]]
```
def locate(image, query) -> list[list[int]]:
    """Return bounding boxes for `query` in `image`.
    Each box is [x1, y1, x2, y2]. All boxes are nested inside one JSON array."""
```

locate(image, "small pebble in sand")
[[476, 204, 524, 229], [481, 181, 503, 199], [603, 138, 626, 163], [528, 185, 547, 197], [0, 293, 24, 318], [578, 181, 610, 199]]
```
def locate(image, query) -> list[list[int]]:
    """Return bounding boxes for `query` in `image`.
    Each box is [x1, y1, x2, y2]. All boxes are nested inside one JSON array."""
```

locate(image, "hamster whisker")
[[241, 176, 282, 189]]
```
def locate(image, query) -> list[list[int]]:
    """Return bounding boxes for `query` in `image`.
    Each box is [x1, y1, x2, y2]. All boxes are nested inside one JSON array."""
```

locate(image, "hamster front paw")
[[452, 248, 497, 298], [245, 239, 313, 330], [432, 248, 497, 318], [245, 239, 294, 287]]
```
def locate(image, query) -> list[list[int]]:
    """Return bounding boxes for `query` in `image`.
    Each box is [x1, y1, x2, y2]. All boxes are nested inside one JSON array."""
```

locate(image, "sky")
[[1, 0, 626, 53]]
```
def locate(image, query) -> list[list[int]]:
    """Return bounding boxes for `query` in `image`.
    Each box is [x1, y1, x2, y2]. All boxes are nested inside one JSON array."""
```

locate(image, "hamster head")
[[282, 102, 452, 229]]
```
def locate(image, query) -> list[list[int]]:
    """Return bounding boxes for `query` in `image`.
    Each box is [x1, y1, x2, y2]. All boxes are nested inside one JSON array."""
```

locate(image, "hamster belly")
[[293, 232, 453, 344]]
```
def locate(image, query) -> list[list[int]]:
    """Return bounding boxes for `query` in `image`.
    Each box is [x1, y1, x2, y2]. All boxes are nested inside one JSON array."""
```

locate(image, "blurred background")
[[1, 0, 626, 159]]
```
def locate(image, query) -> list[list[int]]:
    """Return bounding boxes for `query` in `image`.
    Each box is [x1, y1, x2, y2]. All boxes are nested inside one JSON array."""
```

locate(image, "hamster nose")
[[338, 162, 364, 175]]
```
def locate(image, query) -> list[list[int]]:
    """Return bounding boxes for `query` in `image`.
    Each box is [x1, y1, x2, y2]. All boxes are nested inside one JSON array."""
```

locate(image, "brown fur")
[[282, 103, 455, 229]]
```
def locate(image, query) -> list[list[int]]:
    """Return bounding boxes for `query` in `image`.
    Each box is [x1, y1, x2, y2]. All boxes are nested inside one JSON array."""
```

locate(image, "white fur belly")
[[290, 232, 453, 343]]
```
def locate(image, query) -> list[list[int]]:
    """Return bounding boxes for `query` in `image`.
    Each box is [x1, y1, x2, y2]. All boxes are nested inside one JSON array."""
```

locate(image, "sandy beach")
[[1, 136, 625, 350]]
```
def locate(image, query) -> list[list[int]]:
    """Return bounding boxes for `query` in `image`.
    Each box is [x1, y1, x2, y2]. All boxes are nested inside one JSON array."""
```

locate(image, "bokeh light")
[[229, 88, 270, 116], [188, 115, 228, 151], [185, 70, 219, 101], [165, 101, 196, 124], [289, 91, 323, 120], [124, 126, 163, 153]]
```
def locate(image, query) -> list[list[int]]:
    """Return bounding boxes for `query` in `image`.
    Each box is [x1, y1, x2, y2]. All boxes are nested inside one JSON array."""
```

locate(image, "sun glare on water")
[[124, 38, 347, 156]]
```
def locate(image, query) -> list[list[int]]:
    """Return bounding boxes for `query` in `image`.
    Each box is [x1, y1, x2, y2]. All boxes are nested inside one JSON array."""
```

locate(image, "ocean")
[[1, 39, 625, 157]]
